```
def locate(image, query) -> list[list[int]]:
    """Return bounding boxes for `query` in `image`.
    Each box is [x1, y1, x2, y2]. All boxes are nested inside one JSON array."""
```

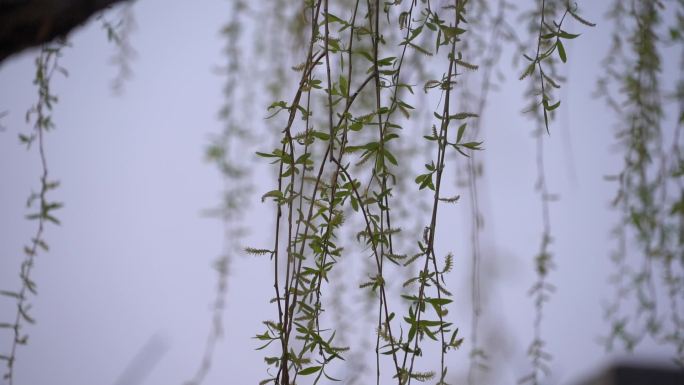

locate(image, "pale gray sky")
[[0, 1, 680, 385]]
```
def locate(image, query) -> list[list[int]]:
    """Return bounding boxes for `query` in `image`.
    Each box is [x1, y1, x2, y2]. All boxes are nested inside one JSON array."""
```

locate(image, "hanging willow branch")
[[599, 0, 684, 366], [1, 40, 67, 385], [520, 1, 593, 384]]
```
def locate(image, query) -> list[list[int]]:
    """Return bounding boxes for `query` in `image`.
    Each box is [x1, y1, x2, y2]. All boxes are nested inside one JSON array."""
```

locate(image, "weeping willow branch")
[[98, 1, 137, 94], [519, 1, 593, 383], [183, 2, 250, 384], [462, 1, 519, 382], [599, 0, 684, 366], [1, 40, 66, 385]]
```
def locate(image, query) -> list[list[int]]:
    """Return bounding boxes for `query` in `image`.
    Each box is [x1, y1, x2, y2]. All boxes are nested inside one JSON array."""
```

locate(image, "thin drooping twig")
[[403, 2, 462, 384], [3, 42, 65, 385], [268, 6, 325, 383], [465, 1, 513, 382], [184, 2, 247, 383]]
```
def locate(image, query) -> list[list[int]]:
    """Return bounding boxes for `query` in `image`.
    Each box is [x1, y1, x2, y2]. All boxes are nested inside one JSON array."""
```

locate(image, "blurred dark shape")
[[0, 0, 129, 63], [576, 361, 684, 385], [112, 333, 169, 385]]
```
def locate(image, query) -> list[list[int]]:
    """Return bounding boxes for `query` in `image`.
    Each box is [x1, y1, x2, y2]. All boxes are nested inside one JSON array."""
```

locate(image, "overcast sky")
[[0, 1, 681, 385]]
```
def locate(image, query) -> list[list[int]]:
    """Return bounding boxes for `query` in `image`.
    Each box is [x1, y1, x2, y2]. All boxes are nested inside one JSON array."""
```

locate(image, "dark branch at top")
[[0, 0, 129, 63]]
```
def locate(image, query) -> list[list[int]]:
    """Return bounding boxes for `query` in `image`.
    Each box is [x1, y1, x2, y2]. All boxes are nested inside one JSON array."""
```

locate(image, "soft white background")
[[0, 1, 679, 384]]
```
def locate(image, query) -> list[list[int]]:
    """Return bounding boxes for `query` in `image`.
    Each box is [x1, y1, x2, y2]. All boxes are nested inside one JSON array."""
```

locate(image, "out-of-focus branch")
[[0, 0, 129, 63]]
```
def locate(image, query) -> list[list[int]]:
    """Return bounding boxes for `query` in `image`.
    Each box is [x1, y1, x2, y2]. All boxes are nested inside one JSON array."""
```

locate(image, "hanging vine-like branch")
[[599, 0, 684, 366], [0, 40, 67, 385], [520, 1, 594, 384]]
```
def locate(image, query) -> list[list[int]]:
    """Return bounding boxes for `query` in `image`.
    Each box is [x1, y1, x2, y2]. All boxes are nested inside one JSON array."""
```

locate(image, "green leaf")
[[256, 151, 278, 158], [543, 109, 550, 134], [407, 26, 422, 43], [568, 9, 596, 27], [408, 325, 416, 342], [377, 56, 396, 67], [519, 62, 536, 80], [18, 305, 35, 324], [324, 371, 342, 382], [544, 99, 561, 111], [350, 121, 363, 131], [461, 141, 483, 150], [439, 195, 460, 203], [557, 30, 581, 40], [18, 134, 34, 144], [311, 131, 330, 141], [299, 366, 322, 375], [339, 75, 348, 97], [265, 101, 288, 118], [355, 50, 373, 62], [455, 59, 478, 70], [426, 298, 452, 306], [44, 214, 61, 225], [0, 290, 22, 299], [456, 123, 466, 143], [245, 247, 273, 256], [556, 40, 567, 63], [440, 26, 467, 40], [424, 80, 441, 93], [450, 112, 478, 120], [323, 12, 346, 26], [383, 149, 398, 166], [415, 173, 434, 190], [261, 190, 284, 203], [350, 196, 359, 212]]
